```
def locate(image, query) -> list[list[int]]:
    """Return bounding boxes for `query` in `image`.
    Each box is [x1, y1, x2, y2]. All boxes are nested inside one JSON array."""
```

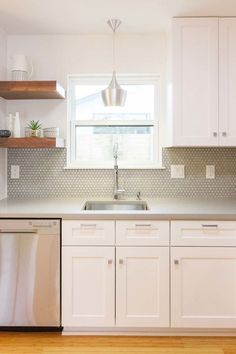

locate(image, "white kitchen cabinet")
[[116, 247, 169, 327], [62, 218, 236, 332], [171, 247, 236, 328], [62, 220, 170, 329], [171, 17, 219, 146], [219, 18, 236, 145], [168, 17, 236, 147], [62, 246, 115, 327]]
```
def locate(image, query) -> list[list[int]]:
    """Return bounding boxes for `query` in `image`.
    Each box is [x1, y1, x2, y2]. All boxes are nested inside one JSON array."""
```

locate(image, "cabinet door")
[[219, 18, 236, 145], [172, 18, 218, 146], [116, 247, 169, 327], [171, 247, 236, 328], [62, 246, 115, 327]]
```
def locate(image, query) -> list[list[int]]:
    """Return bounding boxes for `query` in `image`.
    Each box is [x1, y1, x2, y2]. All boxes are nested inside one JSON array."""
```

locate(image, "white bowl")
[[43, 127, 59, 138]]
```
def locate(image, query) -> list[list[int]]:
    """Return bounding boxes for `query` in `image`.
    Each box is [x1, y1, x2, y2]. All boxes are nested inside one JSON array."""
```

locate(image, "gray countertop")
[[1, 197, 236, 220]]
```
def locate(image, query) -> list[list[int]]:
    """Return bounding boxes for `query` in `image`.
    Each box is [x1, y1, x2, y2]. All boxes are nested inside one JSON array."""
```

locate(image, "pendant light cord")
[[112, 27, 116, 73], [107, 19, 121, 74]]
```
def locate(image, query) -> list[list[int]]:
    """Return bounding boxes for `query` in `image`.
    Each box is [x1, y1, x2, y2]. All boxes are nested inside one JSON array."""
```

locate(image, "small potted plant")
[[26, 120, 42, 137]]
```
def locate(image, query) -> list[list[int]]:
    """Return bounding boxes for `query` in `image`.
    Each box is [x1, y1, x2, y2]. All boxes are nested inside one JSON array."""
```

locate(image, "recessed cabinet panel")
[[116, 220, 169, 246], [62, 220, 115, 246], [171, 220, 236, 246], [172, 18, 219, 146], [62, 246, 115, 327], [116, 247, 169, 327], [171, 247, 236, 328], [219, 18, 236, 145]]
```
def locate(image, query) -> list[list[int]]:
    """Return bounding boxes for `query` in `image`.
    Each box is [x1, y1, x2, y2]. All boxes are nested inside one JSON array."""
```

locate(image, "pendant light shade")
[[101, 71, 127, 106], [101, 19, 127, 106]]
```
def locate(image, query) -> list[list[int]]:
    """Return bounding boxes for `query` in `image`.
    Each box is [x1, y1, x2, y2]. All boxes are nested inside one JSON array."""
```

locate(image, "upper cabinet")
[[219, 18, 236, 145], [167, 17, 236, 147], [171, 18, 218, 146]]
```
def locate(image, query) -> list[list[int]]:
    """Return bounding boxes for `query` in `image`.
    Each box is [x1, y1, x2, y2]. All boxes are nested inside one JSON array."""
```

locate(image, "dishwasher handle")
[[0, 229, 38, 234]]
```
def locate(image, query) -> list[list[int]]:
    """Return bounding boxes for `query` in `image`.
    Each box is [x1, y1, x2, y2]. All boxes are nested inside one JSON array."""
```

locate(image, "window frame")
[[67, 74, 162, 169]]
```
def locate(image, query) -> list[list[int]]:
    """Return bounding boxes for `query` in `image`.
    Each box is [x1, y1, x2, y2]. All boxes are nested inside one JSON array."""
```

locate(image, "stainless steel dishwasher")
[[0, 219, 60, 328]]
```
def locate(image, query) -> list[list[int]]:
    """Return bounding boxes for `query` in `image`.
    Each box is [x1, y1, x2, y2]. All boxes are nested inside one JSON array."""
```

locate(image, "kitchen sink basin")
[[83, 201, 149, 211]]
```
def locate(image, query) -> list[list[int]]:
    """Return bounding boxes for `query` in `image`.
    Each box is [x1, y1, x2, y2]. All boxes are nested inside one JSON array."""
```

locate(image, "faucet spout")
[[113, 144, 125, 199]]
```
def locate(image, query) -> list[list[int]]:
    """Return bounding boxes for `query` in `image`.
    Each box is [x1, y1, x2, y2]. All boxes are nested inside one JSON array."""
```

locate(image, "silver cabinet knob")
[[119, 259, 124, 265], [213, 132, 217, 137], [222, 132, 227, 137], [174, 260, 179, 265], [107, 259, 113, 265]]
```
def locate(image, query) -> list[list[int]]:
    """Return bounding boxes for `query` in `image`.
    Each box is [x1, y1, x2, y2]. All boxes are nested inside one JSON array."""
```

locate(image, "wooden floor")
[[0, 333, 236, 354]]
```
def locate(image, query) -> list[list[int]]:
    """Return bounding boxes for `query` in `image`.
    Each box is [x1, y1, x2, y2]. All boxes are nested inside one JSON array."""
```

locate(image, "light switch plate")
[[206, 165, 215, 179], [11, 165, 20, 179], [171, 165, 185, 179]]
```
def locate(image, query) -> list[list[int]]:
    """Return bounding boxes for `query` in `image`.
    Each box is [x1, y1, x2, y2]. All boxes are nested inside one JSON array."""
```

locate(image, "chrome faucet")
[[113, 143, 125, 200]]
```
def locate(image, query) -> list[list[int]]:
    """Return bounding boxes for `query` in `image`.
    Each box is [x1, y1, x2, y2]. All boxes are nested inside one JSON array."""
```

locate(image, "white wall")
[[6, 33, 167, 138], [0, 28, 7, 200]]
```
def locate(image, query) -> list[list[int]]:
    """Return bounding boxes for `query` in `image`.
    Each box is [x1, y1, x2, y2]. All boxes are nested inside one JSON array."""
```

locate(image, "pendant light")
[[101, 19, 127, 106]]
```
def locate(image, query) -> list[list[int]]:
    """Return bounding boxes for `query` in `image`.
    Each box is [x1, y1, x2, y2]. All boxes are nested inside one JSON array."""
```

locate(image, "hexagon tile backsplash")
[[7, 147, 236, 198]]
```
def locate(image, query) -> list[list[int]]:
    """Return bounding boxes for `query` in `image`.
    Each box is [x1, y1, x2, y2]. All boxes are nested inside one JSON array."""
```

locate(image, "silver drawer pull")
[[107, 259, 113, 265], [135, 224, 151, 227], [119, 259, 124, 265], [80, 224, 97, 228], [174, 260, 179, 265], [201, 224, 218, 228]]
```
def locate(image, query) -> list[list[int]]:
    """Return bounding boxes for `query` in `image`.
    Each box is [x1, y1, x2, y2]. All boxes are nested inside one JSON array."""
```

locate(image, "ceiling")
[[1, 0, 236, 34]]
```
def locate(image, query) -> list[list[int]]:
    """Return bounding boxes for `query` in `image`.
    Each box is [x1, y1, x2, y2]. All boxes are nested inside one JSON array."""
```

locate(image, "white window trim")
[[66, 74, 163, 169]]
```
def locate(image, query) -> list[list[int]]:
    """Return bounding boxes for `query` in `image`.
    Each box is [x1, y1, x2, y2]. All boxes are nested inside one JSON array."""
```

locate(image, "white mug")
[[11, 54, 33, 81]]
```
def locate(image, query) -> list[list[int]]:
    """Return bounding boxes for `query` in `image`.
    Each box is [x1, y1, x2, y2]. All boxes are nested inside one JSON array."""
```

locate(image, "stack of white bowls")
[[43, 127, 60, 138]]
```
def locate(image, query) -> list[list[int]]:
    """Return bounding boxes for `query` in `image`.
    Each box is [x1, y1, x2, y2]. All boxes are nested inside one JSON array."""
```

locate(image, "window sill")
[[64, 164, 166, 170]]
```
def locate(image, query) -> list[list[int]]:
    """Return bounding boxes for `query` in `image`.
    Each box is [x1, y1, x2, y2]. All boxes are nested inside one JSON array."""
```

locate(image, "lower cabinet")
[[62, 245, 169, 328], [62, 219, 236, 331], [171, 247, 236, 328], [62, 220, 170, 329], [116, 247, 169, 327], [62, 246, 115, 327]]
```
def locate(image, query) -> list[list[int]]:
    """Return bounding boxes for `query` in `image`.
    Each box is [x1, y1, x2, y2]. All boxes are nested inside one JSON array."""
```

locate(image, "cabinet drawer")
[[116, 221, 169, 246], [62, 220, 115, 245], [171, 221, 236, 246]]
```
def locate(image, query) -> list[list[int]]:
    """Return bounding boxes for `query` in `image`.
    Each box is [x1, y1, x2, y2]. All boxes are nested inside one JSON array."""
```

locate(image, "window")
[[68, 75, 161, 168]]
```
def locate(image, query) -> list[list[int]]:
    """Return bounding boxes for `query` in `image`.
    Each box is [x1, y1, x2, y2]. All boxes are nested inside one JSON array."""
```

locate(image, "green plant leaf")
[[27, 120, 42, 130]]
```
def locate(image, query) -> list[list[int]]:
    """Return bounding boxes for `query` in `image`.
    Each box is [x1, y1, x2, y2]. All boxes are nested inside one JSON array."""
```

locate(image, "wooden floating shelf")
[[0, 81, 65, 99], [0, 137, 65, 148]]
